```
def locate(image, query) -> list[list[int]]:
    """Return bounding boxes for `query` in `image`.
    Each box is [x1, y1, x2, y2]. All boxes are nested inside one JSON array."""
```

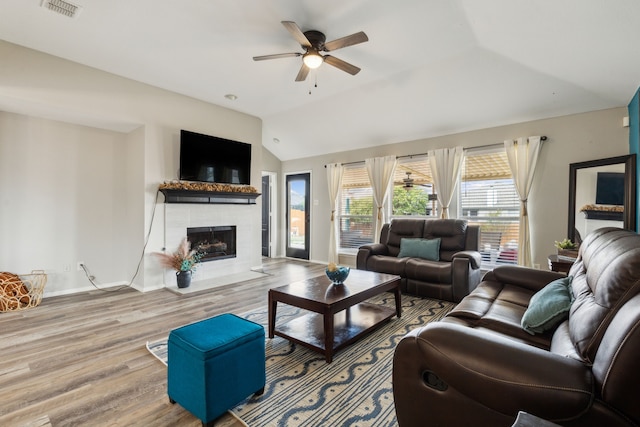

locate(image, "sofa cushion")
[[423, 219, 467, 262], [521, 276, 573, 335], [405, 258, 451, 284], [549, 321, 581, 360], [398, 238, 440, 260], [386, 219, 425, 257], [445, 280, 551, 348], [568, 227, 640, 363], [366, 255, 407, 276]]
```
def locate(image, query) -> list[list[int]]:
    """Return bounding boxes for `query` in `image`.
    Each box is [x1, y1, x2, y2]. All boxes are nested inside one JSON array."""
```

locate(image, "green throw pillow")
[[398, 238, 441, 261], [521, 276, 574, 335]]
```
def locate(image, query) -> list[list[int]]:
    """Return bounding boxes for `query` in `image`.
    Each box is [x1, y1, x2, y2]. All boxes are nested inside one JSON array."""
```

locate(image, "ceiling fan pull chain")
[[309, 74, 319, 95]]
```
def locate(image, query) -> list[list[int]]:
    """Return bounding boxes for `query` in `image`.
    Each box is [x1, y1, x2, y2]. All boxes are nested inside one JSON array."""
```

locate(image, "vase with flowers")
[[154, 238, 203, 288]]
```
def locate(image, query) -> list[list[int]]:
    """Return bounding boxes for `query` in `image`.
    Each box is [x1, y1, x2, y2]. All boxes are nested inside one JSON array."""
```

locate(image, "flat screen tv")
[[595, 172, 624, 205], [179, 130, 251, 185]]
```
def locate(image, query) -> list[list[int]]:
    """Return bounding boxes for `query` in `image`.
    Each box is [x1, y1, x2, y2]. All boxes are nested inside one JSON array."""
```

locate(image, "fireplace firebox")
[[187, 226, 236, 262]]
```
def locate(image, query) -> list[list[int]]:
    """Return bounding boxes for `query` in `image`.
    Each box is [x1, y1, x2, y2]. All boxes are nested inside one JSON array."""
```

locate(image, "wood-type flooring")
[[0, 258, 325, 427]]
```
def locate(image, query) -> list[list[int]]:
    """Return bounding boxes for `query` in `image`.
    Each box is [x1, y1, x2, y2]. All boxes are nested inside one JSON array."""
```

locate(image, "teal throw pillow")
[[521, 276, 574, 335], [398, 238, 440, 261]]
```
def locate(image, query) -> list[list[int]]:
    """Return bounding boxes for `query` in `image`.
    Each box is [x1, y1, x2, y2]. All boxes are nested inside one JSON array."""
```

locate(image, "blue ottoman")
[[167, 313, 265, 426]]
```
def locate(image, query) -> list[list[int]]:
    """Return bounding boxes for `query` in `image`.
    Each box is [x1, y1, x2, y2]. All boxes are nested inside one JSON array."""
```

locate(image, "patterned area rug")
[[147, 294, 454, 427]]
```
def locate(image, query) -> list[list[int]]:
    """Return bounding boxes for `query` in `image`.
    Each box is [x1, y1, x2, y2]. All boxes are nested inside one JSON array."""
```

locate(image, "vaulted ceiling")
[[1, 0, 639, 161]]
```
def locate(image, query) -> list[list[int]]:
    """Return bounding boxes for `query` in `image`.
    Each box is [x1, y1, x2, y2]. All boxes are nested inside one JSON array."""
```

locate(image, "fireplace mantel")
[[160, 189, 260, 205]]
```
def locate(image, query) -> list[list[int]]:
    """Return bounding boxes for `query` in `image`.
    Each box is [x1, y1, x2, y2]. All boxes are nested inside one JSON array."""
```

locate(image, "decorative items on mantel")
[[579, 204, 624, 221], [159, 181, 261, 205]]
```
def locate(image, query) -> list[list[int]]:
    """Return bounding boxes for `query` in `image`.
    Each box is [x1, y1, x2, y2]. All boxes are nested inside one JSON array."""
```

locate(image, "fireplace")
[[187, 226, 236, 262]]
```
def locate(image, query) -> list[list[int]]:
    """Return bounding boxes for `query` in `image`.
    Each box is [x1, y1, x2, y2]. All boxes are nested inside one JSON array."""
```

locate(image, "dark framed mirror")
[[568, 154, 636, 243]]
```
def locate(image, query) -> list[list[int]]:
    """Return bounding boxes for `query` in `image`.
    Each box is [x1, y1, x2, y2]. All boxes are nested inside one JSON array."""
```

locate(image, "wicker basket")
[[0, 270, 48, 312]]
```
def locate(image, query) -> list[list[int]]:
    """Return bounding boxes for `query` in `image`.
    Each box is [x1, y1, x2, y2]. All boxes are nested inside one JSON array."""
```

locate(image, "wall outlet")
[[63, 264, 71, 272], [77, 261, 84, 271], [533, 263, 541, 269]]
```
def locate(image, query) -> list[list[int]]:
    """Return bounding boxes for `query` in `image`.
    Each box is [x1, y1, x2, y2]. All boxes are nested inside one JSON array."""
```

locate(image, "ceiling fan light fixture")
[[303, 51, 323, 69], [403, 172, 414, 190], [254, 21, 368, 81]]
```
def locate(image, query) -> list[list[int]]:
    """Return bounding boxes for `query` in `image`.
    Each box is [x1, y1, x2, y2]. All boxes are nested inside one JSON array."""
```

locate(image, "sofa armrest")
[[361, 243, 388, 255], [451, 255, 483, 301], [482, 265, 567, 293], [356, 243, 389, 270], [393, 322, 593, 424], [452, 250, 482, 269]]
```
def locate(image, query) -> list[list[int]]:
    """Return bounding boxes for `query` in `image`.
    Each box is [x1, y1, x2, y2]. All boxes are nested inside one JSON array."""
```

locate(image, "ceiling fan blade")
[[281, 21, 312, 48], [295, 64, 310, 82], [323, 55, 361, 75], [253, 52, 302, 61], [324, 31, 368, 51]]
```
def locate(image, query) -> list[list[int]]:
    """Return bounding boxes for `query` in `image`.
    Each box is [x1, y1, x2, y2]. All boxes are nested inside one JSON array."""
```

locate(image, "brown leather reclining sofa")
[[393, 227, 640, 426], [357, 218, 482, 302]]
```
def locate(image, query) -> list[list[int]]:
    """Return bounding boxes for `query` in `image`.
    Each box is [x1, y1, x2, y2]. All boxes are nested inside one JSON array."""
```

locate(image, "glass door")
[[286, 172, 310, 260], [261, 175, 270, 257]]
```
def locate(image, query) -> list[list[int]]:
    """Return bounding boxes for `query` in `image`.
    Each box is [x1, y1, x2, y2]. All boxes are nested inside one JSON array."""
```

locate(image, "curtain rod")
[[324, 136, 547, 168]]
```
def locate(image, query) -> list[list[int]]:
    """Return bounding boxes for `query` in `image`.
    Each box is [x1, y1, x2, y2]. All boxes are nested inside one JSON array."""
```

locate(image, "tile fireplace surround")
[[163, 203, 256, 288]]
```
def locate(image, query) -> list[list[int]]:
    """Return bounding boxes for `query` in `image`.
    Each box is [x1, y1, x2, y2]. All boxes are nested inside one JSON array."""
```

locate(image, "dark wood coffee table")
[[268, 269, 401, 363]]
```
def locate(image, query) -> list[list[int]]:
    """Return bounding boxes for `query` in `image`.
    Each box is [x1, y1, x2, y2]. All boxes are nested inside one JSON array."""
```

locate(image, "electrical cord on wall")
[[80, 188, 161, 292]]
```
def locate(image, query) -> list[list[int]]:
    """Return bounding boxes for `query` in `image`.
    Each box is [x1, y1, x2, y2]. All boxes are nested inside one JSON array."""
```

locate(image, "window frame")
[[337, 163, 375, 254], [390, 156, 438, 219], [459, 146, 520, 269]]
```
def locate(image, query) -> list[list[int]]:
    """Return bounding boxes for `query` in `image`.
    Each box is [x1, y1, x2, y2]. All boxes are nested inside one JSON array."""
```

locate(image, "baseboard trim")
[[43, 281, 131, 298]]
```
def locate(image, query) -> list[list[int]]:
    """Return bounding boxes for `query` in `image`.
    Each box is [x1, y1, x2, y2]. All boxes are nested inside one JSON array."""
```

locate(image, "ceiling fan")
[[403, 172, 415, 190], [253, 21, 368, 82], [402, 172, 438, 200]]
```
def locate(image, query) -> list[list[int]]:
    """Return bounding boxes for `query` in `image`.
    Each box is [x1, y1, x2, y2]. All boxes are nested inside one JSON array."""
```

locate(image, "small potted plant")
[[154, 238, 203, 288], [554, 238, 578, 259]]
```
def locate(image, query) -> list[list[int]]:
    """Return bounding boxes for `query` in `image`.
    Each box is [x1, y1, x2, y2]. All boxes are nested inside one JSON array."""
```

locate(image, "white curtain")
[[326, 163, 344, 264], [505, 136, 543, 267], [365, 156, 397, 242], [428, 147, 464, 219]]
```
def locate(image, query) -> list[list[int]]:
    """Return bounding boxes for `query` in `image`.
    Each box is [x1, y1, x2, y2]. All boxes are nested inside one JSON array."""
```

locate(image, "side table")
[[548, 254, 573, 274]]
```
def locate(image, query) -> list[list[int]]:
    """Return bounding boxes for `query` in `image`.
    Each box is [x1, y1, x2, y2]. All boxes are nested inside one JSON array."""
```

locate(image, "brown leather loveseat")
[[393, 227, 640, 426], [357, 219, 482, 302]]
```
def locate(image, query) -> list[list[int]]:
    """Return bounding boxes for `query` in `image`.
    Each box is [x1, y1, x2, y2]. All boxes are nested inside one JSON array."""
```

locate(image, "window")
[[338, 158, 438, 251], [391, 157, 437, 217], [459, 149, 520, 269], [338, 164, 374, 251]]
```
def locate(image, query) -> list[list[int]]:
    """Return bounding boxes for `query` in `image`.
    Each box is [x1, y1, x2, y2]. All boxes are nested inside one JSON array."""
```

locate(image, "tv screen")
[[179, 130, 251, 185], [595, 172, 624, 206]]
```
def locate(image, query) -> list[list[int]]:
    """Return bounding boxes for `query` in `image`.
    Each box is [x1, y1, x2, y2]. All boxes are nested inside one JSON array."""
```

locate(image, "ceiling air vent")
[[41, 0, 82, 18]]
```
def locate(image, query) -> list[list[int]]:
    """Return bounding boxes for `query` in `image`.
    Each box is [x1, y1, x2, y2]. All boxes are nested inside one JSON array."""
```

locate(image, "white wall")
[[0, 41, 263, 295], [0, 112, 130, 294], [262, 147, 283, 257], [281, 107, 630, 270]]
